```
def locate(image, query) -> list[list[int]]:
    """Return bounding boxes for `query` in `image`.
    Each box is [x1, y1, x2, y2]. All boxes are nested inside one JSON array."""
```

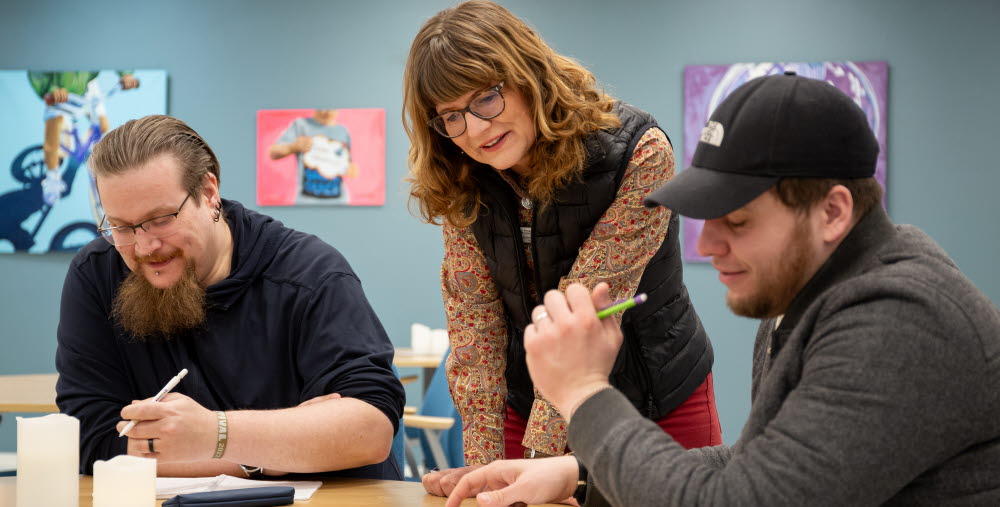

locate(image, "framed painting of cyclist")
[[256, 108, 386, 207], [0, 69, 167, 254]]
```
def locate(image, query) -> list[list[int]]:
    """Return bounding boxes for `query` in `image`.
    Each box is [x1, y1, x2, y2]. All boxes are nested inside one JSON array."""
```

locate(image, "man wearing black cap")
[[443, 73, 1000, 506]]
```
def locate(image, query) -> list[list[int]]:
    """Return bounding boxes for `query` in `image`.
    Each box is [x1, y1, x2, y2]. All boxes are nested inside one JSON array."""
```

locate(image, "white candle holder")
[[92, 455, 156, 507], [16, 413, 79, 507]]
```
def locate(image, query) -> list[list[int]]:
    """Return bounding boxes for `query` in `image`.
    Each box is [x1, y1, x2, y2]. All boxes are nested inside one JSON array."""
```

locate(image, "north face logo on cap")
[[699, 121, 724, 147]]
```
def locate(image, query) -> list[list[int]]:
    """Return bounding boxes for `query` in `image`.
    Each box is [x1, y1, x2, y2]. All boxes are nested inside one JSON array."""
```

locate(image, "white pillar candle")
[[411, 322, 432, 354], [16, 413, 79, 507], [92, 455, 156, 507]]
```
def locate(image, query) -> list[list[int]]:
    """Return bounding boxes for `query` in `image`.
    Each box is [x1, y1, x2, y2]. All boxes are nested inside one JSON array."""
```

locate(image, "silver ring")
[[533, 310, 549, 322], [148, 438, 155, 453]]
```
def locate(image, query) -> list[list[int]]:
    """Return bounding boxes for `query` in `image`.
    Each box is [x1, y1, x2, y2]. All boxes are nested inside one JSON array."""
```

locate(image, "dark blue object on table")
[[161, 486, 294, 506]]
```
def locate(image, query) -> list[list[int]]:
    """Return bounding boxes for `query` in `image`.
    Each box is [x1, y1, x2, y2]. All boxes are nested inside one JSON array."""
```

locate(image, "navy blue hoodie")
[[55, 199, 404, 478]]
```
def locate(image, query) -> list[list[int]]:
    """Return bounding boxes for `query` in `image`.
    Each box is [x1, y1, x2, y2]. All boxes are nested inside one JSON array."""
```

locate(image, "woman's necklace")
[[497, 170, 533, 209]]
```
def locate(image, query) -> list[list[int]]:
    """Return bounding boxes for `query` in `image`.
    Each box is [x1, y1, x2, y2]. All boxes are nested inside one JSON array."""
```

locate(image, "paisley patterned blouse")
[[440, 128, 675, 464]]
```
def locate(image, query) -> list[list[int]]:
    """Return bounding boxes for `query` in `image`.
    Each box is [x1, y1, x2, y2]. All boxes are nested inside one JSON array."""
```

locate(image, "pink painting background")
[[256, 108, 385, 206]]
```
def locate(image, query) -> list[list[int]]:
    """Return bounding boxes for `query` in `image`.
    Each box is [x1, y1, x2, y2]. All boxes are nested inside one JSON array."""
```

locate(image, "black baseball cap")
[[644, 71, 879, 219]]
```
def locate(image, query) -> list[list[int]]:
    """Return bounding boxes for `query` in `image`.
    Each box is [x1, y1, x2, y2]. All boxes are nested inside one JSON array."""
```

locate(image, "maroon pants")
[[504, 373, 722, 459]]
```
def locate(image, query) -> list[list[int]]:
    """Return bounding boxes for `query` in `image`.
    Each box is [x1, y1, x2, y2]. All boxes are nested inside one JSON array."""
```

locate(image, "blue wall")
[[1, 0, 997, 453]]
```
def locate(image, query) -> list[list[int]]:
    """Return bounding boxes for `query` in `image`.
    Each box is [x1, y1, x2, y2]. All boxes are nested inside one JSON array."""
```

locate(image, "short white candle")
[[92, 455, 156, 507], [16, 413, 79, 507]]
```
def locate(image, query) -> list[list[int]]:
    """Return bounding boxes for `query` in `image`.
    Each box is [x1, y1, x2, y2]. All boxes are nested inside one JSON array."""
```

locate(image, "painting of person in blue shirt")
[[268, 109, 359, 205]]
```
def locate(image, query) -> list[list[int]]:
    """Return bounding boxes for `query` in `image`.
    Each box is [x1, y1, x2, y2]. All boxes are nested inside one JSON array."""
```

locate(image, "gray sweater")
[[568, 208, 1000, 506]]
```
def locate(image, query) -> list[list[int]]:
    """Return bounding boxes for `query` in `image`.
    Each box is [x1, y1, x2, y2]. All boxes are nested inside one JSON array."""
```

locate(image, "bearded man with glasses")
[[55, 115, 405, 481]]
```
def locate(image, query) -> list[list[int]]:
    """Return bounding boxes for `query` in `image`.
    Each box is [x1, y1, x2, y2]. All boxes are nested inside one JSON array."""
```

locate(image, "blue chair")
[[389, 365, 408, 479], [402, 351, 463, 478]]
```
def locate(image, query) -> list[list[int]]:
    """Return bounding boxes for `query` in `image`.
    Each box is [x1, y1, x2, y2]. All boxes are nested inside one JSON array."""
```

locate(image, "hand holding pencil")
[[523, 282, 639, 422], [119, 368, 188, 437]]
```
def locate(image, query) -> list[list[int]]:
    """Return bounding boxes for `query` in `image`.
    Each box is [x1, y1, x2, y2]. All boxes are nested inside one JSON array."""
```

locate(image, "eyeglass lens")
[[431, 87, 505, 138]]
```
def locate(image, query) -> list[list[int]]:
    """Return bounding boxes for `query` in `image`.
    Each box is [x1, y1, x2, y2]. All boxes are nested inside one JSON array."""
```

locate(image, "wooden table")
[[0, 475, 561, 506], [393, 348, 444, 392], [0, 373, 561, 505], [0, 374, 59, 413]]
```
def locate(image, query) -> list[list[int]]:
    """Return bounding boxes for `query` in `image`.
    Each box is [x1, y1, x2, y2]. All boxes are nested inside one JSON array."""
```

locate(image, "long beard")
[[112, 260, 206, 340], [727, 219, 815, 319]]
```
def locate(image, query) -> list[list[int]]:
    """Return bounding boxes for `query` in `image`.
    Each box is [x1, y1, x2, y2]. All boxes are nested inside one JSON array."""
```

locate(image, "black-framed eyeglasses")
[[98, 194, 192, 246], [428, 82, 506, 138]]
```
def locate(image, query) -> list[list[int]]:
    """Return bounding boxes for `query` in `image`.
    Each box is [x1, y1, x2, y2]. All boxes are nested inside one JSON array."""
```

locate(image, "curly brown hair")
[[403, 0, 621, 227]]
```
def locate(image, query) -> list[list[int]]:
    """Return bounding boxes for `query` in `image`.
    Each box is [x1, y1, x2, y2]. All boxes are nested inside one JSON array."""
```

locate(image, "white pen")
[[118, 368, 188, 437]]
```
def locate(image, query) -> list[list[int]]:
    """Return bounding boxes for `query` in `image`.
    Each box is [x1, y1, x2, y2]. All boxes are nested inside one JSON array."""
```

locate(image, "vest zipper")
[[530, 202, 542, 300], [637, 343, 656, 418], [497, 191, 533, 321]]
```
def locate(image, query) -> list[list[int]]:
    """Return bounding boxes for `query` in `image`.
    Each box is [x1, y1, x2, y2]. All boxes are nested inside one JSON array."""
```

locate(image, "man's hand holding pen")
[[117, 392, 217, 462]]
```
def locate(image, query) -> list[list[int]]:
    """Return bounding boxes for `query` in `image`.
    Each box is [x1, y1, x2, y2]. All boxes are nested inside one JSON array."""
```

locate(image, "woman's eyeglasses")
[[428, 82, 506, 138]]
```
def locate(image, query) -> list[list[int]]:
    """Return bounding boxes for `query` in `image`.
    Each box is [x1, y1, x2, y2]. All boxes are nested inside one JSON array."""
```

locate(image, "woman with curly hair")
[[403, 0, 721, 495]]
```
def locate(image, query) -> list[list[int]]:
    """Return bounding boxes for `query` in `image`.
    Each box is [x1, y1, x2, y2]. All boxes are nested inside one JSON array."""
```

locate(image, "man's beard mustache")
[[727, 218, 815, 320], [112, 257, 206, 340]]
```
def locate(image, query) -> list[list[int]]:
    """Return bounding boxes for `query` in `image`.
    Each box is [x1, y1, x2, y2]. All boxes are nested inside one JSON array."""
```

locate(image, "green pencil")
[[596, 293, 648, 319]]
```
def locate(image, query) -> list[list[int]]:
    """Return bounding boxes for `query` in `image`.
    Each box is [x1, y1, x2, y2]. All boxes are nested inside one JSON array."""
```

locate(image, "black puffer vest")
[[469, 103, 713, 420]]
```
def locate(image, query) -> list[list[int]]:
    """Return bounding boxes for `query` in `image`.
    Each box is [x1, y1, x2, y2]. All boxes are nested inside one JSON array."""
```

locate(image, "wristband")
[[212, 411, 228, 459]]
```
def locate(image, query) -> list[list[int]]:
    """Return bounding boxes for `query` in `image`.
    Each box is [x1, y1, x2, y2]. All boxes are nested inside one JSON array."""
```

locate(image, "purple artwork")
[[681, 61, 889, 262]]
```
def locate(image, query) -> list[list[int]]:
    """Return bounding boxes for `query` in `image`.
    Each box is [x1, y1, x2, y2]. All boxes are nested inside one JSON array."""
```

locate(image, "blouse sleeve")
[[523, 127, 676, 456], [440, 222, 509, 464]]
